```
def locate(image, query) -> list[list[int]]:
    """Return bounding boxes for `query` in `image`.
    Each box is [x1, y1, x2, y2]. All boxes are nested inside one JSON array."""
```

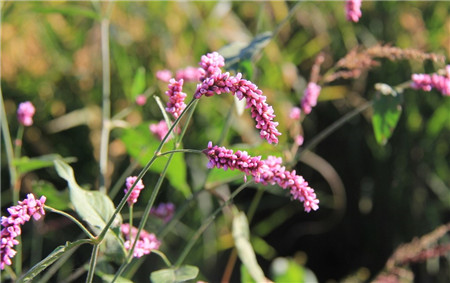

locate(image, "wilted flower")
[[1, 194, 46, 270], [17, 101, 36, 126]]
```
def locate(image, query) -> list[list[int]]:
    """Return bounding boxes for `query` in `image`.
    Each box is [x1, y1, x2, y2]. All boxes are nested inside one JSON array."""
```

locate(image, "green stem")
[[175, 181, 253, 267], [14, 124, 24, 159], [112, 99, 199, 282], [157, 148, 203, 157], [129, 205, 133, 228], [0, 91, 16, 190], [246, 187, 264, 223], [97, 98, 197, 243], [112, 87, 155, 121], [85, 244, 100, 283], [99, 14, 111, 194], [44, 206, 96, 240], [151, 250, 172, 267]]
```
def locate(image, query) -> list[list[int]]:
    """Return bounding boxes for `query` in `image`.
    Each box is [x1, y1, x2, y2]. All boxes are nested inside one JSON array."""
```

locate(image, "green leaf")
[[219, 31, 273, 70], [31, 5, 100, 20], [32, 180, 70, 211], [14, 154, 76, 175], [150, 265, 199, 283], [372, 92, 403, 145], [121, 123, 191, 197], [53, 160, 122, 235], [130, 67, 146, 99], [232, 211, 266, 283], [17, 240, 88, 283]]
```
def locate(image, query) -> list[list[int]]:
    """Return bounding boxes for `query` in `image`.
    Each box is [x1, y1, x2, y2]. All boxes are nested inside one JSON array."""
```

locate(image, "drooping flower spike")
[[1, 194, 46, 270], [195, 53, 282, 144], [204, 142, 319, 212]]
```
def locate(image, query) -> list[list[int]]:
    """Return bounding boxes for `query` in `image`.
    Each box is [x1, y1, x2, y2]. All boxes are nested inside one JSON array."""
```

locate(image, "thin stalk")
[[0, 92, 16, 190], [217, 101, 234, 145], [14, 124, 24, 159], [39, 244, 81, 283], [157, 148, 203, 157], [99, 15, 111, 194], [129, 205, 133, 229], [112, 87, 155, 121], [85, 245, 100, 283], [151, 250, 172, 267], [112, 153, 175, 282], [45, 206, 95, 239], [299, 100, 373, 157], [112, 99, 199, 281], [175, 181, 253, 267], [246, 187, 265, 223], [97, 98, 197, 243]]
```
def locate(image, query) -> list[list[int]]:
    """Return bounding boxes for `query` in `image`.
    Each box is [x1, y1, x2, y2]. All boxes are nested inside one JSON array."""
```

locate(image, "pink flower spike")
[[124, 176, 145, 206], [204, 142, 319, 212], [17, 101, 36, 126], [195, 70, 282, 144], [156, 69, 173, 82], [135, 95, 147, 106], [198, 52, 225, 81], [289, 107, 301, 120], [411, 67, 450, 96], [301, 82, 321, 115], [345, 0, 362, 23], [149, 120, 171, 141], [120, 224, 160, 258], [1, 194, 46, 270], [165, 79, 187, 119]]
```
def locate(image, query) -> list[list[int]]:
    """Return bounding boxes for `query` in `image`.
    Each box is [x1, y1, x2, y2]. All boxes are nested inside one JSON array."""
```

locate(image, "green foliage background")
[[1, 1, 449, 282]]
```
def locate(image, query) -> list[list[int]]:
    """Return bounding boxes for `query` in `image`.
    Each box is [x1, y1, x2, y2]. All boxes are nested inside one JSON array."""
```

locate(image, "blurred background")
[[1, 1, 449, 282]]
